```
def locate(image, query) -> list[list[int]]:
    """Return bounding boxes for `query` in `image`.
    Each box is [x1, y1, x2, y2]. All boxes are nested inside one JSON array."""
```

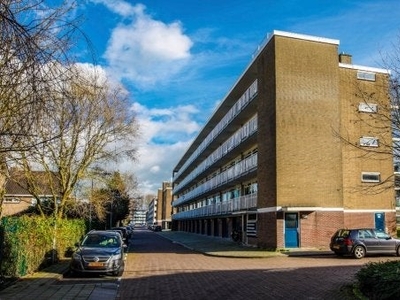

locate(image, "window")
[[4, 197, 20, 204], [357, 71, 376, 81], [244, 183, 252, 195], [222, 192, 228, 202], [359, 229, 375, 238], [358, 102, 377, 113], [251, 182, 258, 194], [361, 172, 381, 183], [360, 137, 379, 147]]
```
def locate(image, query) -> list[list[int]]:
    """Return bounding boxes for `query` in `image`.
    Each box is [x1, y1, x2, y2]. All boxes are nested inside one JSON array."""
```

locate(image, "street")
[[3, 228, 399, 300], [116, 229, 399, 300]]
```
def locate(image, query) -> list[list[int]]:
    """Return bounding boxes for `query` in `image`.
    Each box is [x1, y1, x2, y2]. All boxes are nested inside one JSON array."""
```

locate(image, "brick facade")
[[172, 31, 394, 250]]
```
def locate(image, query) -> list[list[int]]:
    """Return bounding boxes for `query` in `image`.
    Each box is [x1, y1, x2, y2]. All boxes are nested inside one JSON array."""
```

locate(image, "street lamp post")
[[89, 178, 93, 230], [109, 201, 113, 229]]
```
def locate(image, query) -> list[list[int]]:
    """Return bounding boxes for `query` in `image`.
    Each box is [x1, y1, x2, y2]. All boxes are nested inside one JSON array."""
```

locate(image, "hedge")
[[0, 216, 86, 277], [355, 260, 400, 299]]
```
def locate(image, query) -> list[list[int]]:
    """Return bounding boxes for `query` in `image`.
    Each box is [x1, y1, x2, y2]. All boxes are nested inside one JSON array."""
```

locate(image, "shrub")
[[355, 260, 400, 299], [0, 216, 86, 277]]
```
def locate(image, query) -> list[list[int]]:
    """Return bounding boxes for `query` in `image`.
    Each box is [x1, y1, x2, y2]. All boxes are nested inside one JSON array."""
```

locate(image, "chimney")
[[339, 53, 352, 64]]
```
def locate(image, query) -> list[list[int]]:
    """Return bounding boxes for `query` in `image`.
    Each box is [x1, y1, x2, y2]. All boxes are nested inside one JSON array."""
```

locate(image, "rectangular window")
[[357, 71, 376, 81], [358, 102, 378, 113], [360, 137, 379, 147], [4, 197, 20, 204], [361, 172, 381, 183]]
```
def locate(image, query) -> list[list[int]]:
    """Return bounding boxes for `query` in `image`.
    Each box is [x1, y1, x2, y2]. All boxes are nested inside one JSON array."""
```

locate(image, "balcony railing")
[[173, 80, 258, 181], [173, 152, 257, 207], [173, 114, 258, 194], [172, 193, 257, 220]]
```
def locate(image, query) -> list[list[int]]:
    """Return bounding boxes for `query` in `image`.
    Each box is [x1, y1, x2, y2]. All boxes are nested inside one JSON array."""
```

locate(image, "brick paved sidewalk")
[[0, 259, 116, 300], [158, 230, 332, 258], [0, 260, 70, 299]]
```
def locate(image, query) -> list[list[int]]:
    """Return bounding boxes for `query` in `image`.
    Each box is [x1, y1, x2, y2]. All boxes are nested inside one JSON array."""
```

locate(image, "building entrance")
[[284, 213, 299, 248]]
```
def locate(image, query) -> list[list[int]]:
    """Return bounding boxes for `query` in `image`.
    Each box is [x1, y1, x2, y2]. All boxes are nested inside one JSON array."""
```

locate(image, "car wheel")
[[68, 268, 78, 277], [353, 245, 365, 259]]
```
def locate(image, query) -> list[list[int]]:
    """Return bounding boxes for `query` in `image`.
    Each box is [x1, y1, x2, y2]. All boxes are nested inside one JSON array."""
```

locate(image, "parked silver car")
[[69, 230, 127, 276], [330, 228, 400, 259]]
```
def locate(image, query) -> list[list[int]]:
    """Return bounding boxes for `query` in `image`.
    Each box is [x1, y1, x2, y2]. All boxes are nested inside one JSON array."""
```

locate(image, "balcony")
[[173, 114, 258, 194], [173, 152, 257, 207], [172, 193, 257, 220], [173, 80, 258, 181]]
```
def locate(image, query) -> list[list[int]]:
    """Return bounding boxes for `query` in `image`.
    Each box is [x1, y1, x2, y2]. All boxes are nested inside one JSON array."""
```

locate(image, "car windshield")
[[82, 234, 121, 247]]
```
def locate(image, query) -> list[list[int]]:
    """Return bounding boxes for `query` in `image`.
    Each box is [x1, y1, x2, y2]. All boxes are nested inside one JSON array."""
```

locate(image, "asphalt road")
[[116, 229, 400, 300]]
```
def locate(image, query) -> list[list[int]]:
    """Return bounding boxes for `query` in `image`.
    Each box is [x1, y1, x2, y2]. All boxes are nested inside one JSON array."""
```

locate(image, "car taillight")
[[343, 238, 353, 246]]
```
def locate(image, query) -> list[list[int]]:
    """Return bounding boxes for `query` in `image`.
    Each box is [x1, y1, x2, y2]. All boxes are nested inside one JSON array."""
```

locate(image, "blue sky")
[[69, 0, 400, 195]]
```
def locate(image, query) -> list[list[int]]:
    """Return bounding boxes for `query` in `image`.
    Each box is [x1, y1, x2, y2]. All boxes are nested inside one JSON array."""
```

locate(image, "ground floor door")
[[284, 213, 299, 248], [375, 212, 385, 232]]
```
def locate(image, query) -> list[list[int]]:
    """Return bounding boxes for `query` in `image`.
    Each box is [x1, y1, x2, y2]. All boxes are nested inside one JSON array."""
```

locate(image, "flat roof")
[[271, 30, 340, 46], [339, 63, 390, 74]]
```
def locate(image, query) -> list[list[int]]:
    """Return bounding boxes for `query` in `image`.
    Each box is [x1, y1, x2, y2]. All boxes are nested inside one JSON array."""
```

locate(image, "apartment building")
[[146, 182, 173, 229], [146, 197, 156, 227], [132, 209, 147, 226], [171, 30, 394, 249], [157, 182, 173, 229]]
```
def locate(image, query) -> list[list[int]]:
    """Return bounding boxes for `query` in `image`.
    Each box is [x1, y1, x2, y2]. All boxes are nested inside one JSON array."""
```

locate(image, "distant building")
[[132, 209, 147, 225], [171, 30, 394, 249], [2, 169, 61, 217], [146, 198, 157, 227], [157, 182, 172, 229], [145, 182, 173, 230]]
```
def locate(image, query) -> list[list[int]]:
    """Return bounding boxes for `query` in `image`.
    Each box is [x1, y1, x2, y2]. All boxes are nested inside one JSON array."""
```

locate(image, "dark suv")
[[330, 228, 400, 259], [69, 230, 127, 276]]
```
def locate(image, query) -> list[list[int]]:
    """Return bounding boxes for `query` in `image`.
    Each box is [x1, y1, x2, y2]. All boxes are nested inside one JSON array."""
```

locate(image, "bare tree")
[[0, 0, 86, 153], [6, 66, 139, 219], [0, 0, 91, 216], [384, 34, 400, 155]]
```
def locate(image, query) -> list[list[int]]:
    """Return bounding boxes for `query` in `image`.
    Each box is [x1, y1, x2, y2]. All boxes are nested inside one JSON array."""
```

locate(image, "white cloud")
[[83, 1, 254, 195], [115, 101, 201, 195], [90, 0, 140, 18], [119, 141, 191, 195], [93, 1, 193, 87], [150, 165, 160, 174], [132, 102, 200, 143]]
